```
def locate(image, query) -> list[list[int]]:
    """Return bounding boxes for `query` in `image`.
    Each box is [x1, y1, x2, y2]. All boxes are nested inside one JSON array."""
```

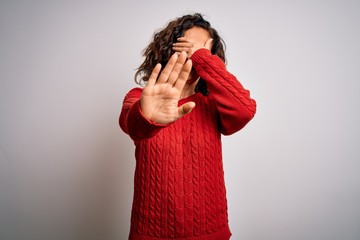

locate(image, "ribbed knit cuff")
[[190, 48, 211, 63]]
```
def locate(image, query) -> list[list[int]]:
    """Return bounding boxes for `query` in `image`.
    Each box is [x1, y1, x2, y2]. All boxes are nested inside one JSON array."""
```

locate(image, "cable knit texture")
[[119, 49, 256, 240]]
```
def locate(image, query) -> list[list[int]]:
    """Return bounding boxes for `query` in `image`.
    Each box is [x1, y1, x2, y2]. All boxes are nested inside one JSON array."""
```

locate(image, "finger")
[[176, 37, 188, 42], [205, 38, 213, 50], [172, 41, 193, 53], [178, 101, 196, 118], [167, 51, 187, 85], [147, 63, 161, 87], [173, 59, 192, 90], [173, 48, 192, 60], [173, 42, 193, 47], [156, 53, 178, 84], [172, 46, 191, 53]]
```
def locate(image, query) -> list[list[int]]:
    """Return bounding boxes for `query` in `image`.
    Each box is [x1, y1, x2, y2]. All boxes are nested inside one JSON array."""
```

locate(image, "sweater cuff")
[[190, 48, 212, 63], [128, 101, 167, 140]]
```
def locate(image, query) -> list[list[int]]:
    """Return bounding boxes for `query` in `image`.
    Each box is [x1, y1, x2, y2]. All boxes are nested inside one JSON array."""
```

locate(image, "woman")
[[120, 13, 256, 240]]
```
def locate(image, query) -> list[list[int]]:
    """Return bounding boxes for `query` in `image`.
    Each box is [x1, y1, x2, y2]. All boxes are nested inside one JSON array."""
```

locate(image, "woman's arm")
[[119, 88, 166, 142], [119, 52, 194, 141], [191, 48, 257, 135]]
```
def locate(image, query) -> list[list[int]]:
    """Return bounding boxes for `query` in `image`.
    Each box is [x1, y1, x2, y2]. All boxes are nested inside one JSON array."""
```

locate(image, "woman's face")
[[183, 27, 211, 47]]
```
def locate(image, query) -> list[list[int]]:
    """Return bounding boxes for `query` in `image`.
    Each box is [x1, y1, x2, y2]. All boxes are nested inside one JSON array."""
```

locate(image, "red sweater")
[[120, 49, 256, 240]]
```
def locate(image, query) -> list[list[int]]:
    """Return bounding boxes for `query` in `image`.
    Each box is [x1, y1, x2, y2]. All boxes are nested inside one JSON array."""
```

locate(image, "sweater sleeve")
[[119, 88, 167, 142], [191, 48, 257, 135]]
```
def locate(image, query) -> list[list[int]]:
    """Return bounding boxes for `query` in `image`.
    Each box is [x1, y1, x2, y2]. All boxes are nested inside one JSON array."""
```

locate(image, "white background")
[[1, 0, 359, 239]]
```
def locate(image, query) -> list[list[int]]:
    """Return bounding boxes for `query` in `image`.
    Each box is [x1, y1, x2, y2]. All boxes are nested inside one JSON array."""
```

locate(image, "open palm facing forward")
[[140, 52, 195, 124]]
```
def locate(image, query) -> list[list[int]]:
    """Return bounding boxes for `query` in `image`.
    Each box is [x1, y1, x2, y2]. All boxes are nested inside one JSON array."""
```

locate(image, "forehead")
[[184, 27, 210, 42]]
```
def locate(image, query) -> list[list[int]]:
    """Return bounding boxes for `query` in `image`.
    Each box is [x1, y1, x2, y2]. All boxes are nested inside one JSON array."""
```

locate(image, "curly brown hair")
[[134, 13, 226, 86]]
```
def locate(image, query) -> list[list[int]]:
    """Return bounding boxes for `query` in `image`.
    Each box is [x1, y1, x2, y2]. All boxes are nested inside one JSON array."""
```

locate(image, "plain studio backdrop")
[[1, 0, 359, 239]]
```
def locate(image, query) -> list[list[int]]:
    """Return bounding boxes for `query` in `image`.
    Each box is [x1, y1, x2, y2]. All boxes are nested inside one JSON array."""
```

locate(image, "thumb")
[[178, 101, 196, 118], [205, 38, 213, 50]]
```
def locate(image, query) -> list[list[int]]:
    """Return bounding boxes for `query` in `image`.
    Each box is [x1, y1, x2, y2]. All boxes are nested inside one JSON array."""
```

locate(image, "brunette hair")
[[134, 13, 226, 85]]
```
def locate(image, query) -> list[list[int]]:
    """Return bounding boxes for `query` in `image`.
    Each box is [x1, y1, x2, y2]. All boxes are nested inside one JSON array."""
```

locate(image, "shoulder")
[[124, 87, 143, 99]]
